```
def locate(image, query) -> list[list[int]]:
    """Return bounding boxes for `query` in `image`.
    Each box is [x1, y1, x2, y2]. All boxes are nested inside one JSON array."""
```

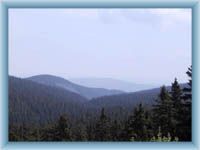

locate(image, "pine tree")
[[123, 112, 135, 141], [170, 78, 182, 138], [55, 115, 71, 141], [110, 120, 121, 141], [94, 108, 112, 141], [153, 86, 173, 136], [73, 123, 88, 141], [180, 66, 192, 141], [144, 110, 154, 139], [132, 103, 148, 141], [125, 103, 148, 141], [41, 115, 71, 141], [86, 123, 95, 141]]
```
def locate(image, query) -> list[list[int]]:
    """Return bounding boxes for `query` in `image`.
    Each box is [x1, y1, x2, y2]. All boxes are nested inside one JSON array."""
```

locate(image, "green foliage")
[[152, 66, 192, 141], [170, 78, 183, 137], [55, 115, 71, 141], [94, 108, 112, 141], [9, 66, 192, 142], [153, 86, 174, 136], [125, 103, 151, 141], [179, 66, 192, 141], [41, 115, 71, 141], [110, 120, 122, 141]]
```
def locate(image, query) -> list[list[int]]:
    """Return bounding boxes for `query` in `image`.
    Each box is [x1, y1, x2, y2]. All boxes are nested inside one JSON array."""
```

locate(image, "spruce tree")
[[153, 86, 173, 136], [125, 103, 148, 141], [55, 115, 71, 141], [110, 120, 121, 141], [94, 108, 112, 141], [86, 123, 95, 141], [41, 115, 72, 141], [73, 123, 88, 141], [170, 78, 182, 137], [42, 115, 71, 141], [132, 103, 148, 141], [123, 111, 135, 141], [144, 110, 154, 139], [180, 66, 192, 141]]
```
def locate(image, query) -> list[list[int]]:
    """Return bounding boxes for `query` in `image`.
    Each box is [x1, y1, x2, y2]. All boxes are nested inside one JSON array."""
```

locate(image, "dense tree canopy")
[[9, 66, 192, 141]]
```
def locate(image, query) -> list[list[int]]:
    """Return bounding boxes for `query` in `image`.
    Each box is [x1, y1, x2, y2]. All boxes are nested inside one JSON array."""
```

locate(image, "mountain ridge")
[[9, 75, 188, 126], [70, 77, 157, 92], [26, 74, 124, 99]]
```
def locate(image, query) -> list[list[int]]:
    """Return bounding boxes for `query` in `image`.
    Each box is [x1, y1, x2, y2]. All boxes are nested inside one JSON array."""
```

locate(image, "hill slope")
[[88, 83, 188, 111], [27, 75, 124, 99], [9, 75, 188, 126], [88, 88, 158, 110], [9, 76, 160, 125], [70, 77, 156, 92], [9, 76, 88, 125]]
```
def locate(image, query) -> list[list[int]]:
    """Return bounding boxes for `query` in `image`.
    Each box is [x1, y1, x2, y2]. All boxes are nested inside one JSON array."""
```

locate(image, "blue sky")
[[9, 8, 191, 85]]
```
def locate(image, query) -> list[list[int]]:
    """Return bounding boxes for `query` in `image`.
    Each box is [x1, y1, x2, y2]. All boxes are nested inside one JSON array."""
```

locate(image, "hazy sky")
[[9, 8, 191, 85]]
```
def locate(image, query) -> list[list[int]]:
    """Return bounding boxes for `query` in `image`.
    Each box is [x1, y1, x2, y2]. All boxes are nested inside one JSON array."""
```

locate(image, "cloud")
[[64, 8, 191, 30], [149, 8, 191, 22], [115, 8, 191, 30], [148, 9, 191, 30], [12, 8, 190, 31]]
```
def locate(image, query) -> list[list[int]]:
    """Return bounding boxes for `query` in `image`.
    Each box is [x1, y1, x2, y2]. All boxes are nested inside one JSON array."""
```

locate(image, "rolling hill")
[[70, 77, 156, 92], [27, 75, 124, 99], [88, 83, 188, 113], [88, 87, 159, 110], [9, 75, 160, 125], [9, 76, 88, 125], [9, 75, 188, 126]]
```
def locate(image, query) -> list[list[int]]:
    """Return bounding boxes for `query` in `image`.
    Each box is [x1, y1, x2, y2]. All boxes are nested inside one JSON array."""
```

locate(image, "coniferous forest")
[[9, 66, 192, 142]]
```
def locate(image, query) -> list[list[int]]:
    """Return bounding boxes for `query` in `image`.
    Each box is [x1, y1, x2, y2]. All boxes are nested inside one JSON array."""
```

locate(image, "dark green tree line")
[[9, 66, 192, 141]]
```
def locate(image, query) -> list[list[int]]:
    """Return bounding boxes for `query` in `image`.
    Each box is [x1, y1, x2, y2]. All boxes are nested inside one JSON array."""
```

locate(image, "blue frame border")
[[0, 0, 199, 150]]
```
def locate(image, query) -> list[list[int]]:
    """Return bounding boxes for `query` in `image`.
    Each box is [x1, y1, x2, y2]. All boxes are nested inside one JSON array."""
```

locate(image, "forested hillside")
[[27, 75, 124, 99], [88, 83, 187, 110], [9, 76, 88, 125], [9, 66, 192, 142]]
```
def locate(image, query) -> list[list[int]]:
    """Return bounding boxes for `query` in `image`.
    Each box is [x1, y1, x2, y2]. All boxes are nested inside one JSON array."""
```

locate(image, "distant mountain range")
[[70, 77, 156, 92], [27, 75, 124, 99], [88, 83, 187, 110], [9, 75, 188, 125]]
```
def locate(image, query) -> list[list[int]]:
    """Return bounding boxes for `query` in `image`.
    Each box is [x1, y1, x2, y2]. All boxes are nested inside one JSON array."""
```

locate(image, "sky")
[[9, 8, 191, 85]]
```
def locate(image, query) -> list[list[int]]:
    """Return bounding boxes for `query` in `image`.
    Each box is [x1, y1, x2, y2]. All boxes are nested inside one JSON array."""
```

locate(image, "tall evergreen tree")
[[86, 123, 95, 141], [144, 110, 154, 139], [170, 78, 182, 137], [180, 66, 192, 141], [132, 103, 148, 141], [124, 103, 148, 141], [153, 86, 173, 136], [94, 108, 112, 141], [41, 115, 71, 141], [55, 115, 71, 141], [110, 120, 122, 141], [72, 123, 88, 141], [123, 111, 135, 141]]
